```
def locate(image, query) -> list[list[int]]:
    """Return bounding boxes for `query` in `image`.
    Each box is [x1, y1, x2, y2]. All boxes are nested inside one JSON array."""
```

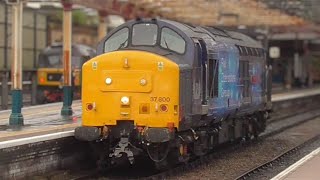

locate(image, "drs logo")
[[150, 97, 170, 102]]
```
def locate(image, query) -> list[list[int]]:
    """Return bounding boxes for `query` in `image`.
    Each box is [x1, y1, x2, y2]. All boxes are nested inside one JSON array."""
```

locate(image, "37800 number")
[[150, 97, 170, 102]]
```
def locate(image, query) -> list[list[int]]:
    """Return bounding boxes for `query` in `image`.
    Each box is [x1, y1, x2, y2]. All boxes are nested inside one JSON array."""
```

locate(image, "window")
[[161, 27, 186, 54], [132, 23, 158, 46], [104, 28, 129, 53], [239, 61, 250, 98], [240, 46, 247, 56], [255, 48, 260, 57], [247, 47, 253, 56], [38, 55, 82, 69], [208, 59, 219, 98], [253, 48, 258, 56], [38, 54, 62, 68], [236, 45, 242, 55]]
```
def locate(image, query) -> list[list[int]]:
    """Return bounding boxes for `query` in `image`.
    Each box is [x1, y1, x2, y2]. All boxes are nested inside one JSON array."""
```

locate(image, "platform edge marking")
[[270, 147, 320, 180], [0, 130, 74, 149]]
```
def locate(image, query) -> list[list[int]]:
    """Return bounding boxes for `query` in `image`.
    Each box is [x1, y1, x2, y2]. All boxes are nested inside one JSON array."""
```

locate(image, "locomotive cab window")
[[160, 27, 186, 54], [132, 23, 158, 46], [38, 54, 62, 68], [38, 55, 83, 69], [104, 28, 129, 53], [208, 59, 219, 98]]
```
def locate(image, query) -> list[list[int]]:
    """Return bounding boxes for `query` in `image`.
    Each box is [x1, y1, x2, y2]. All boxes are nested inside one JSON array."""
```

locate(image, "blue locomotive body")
[[77, 19, 271, 169]]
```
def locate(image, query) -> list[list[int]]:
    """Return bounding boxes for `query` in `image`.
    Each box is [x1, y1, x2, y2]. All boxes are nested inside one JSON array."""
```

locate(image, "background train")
[[75, 18, 272, 169], [36, 43, 95, 103]]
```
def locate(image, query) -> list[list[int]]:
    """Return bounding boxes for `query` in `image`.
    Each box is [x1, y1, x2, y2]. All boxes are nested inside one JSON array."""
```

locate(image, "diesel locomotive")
[[75, 19, 272, 169], [36, 43, 95, 103]]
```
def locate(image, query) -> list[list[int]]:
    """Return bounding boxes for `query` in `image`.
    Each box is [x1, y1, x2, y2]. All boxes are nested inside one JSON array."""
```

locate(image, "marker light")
[[140, 78, 147, 86], [121, 96, 130, 105], [86, 103, 93, 111], [160, 104, 168, 112], [105, 77, 112, 85], [39, 77, 45, 83], [86, 102, 96, 111]]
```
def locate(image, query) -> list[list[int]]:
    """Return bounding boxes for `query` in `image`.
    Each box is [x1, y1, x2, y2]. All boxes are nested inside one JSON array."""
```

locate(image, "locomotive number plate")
[[150, 97, 170, 102]]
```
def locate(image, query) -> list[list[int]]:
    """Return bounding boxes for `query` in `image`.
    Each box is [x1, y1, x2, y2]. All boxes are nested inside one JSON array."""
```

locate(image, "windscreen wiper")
[[163, 37, 170, 49], [161, 38, 174, 56], [117, 39, 128, 50]]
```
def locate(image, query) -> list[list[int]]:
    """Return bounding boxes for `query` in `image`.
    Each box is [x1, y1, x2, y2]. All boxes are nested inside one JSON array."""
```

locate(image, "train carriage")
[[36, 43, 95, 103], [75, 18, 272, 169]]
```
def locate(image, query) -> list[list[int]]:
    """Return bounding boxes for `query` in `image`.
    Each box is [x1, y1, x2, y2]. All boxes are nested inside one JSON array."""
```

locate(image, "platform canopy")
[[26, 0, 319, 27], [128, 0, 311, 26]]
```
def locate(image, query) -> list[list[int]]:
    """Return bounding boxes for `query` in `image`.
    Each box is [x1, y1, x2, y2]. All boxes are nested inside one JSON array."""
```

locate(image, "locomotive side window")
[[208, 59, 219, 98], [132, 24, 158, 46], [239, 61, 250, 98], [160, 27, 186, 54], [104, 28, 129, 53], [244, 61, 250, 98]]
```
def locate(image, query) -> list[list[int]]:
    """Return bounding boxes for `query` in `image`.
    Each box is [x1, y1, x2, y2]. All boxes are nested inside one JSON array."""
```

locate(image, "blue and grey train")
[[75, 18, 272, 169]]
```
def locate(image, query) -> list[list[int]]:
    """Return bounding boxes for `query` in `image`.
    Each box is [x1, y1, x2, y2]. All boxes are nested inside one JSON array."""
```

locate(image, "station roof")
[[127, 0, 308, 26], [27, 0, 319, 34], [261, 0, 320, 24]]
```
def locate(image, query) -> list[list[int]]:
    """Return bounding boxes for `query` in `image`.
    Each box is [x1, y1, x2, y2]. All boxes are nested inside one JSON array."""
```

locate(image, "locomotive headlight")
[[121, 96, 130, 105], [140, 78, 147, 86], [105, 77, 112, 85]]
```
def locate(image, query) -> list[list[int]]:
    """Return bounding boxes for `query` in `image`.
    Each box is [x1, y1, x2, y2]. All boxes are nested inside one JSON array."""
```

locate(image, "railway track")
[[66, 108, 320, 180], [142, 109, 320, 180], [235, 134, 320, 180]]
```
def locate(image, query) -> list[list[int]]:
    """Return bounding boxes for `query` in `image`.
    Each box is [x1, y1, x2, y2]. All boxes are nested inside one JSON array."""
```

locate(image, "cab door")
[[193, 38, 209, 115]]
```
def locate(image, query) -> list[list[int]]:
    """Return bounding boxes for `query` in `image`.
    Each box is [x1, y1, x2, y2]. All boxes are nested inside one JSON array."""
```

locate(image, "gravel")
[[170, 117, 320, 180]]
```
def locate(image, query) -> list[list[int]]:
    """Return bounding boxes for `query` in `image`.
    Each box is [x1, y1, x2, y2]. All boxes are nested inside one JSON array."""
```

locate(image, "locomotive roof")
[[106, 19, 262, 50], [98, 19, 264, 66], [158, 19, 262, 48]]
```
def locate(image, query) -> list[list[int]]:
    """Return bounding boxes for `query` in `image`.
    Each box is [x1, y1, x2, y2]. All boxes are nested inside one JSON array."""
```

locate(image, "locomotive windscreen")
[[132, 23, 158, 46], [104, 28, 129, 53]]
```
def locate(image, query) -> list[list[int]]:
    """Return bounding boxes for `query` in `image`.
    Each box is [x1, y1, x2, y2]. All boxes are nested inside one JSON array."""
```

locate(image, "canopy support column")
[[9, 1, 24, 126], [61, 0, 73, 117], [98, 10, 108, 40]]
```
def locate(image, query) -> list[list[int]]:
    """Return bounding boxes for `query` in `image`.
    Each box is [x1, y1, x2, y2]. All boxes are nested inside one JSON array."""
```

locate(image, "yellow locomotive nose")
[[81, 50, 180, 129]]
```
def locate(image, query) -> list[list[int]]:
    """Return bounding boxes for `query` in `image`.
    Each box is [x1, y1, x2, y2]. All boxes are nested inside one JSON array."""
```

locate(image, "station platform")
[[271, 86, 320, 102], [271, 147, 320, 180], [0, 87, 320, 149], [0, 101, 81, 145]]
